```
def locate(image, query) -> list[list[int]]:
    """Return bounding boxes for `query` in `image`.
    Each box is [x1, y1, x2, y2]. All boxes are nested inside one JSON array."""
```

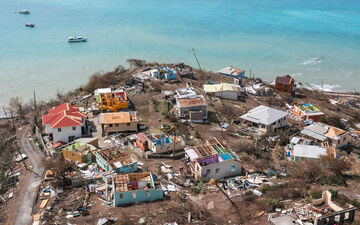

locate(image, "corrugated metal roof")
[[203, 83, 242, 93], [293, 145, 327, 159], [300, 129, 328, 141], [217, 66, 244, 76]]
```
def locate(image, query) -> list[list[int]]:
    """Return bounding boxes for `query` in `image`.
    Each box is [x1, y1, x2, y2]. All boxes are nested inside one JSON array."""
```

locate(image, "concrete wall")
[[330, 133, 351, 149], [114, 162, 138, 173], [62, 150, 91, 163], [95, 152, 112, 171], [178, 105, 208, 120], [148, 139, 183, 153], [114, 189, 163, 206], [214, 91, 238, 100], [45, 124, 82, 143], [242, 116, 288, 133], [102, 122, 137, 136], [95, 152, 138, 173], [198, 159, 242, 180]]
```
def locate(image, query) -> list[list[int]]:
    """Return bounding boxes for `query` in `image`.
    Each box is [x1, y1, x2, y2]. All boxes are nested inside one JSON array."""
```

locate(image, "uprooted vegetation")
[[288, 156, 351, 186]]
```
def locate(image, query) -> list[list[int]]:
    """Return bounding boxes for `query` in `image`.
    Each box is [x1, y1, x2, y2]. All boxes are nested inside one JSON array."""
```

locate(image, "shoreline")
[[0, 61, 359, 116]]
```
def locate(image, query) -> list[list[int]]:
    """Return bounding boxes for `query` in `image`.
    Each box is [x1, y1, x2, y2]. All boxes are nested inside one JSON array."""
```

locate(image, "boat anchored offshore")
[[25, 23, 35, 27], [19, 10, 30, 14], [67, 36, 87, 42]]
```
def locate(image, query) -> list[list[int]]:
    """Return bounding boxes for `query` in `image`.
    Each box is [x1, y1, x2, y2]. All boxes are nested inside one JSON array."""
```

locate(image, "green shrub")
[[153, 100, 160, 112], [329, 188, 339, 199], [162, 102, 169, 116], [244, 191, 253, 196], [310, 190, 322, 199]]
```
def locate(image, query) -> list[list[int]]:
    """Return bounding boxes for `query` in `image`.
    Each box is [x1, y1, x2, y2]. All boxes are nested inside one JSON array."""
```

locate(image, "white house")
[[203, 83, 243, 100], [240, 105, 288, 133], [42, 103, 87, 144], [293, 145, 335, 162], [300, 123, 352, 149]]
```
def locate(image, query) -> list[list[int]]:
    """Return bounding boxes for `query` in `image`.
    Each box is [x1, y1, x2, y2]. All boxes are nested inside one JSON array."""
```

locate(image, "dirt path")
[[14, 125, 45, 225]]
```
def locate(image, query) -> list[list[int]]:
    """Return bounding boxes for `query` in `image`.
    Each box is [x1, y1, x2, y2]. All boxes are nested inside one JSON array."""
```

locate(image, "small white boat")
[[19, 9, 30, 14], [68, 36, 87, 42]]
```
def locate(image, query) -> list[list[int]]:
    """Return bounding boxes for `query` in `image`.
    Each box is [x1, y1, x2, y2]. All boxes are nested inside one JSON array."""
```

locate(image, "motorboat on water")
[[25, 23, 35, 27], [67, 36, 87, 42], [19, 10, 30, 14]]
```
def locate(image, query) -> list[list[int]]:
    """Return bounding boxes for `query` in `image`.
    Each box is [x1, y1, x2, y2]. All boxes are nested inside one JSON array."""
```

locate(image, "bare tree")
[[9, 96, 24, 118], [126, 59, 146, 68], [41, 157, 75, 187]]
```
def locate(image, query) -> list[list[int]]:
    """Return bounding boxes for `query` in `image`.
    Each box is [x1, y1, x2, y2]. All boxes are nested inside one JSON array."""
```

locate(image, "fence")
[[35, 125, 50, 156]]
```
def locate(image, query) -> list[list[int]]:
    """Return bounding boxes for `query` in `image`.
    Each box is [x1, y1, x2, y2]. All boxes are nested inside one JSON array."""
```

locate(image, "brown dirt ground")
[[0, 161, 31, 225]]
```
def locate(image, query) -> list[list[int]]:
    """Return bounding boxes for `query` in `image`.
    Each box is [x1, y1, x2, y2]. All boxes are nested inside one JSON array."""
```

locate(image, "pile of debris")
[[245, 81, 274, 96], [225, 173, 276, 195]]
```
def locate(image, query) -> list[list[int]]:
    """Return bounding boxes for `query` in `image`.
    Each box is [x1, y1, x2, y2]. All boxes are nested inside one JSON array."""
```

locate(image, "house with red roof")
[[42, 103, 87, 144]]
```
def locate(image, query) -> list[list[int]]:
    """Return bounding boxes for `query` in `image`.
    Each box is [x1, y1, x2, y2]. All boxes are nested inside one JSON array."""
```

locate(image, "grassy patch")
[[162, 101, 169, 116], [153, 100, 160, 112]]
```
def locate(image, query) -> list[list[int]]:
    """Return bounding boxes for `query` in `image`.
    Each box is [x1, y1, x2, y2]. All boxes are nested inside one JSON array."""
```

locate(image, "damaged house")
[[293, 102, 325, 122], [135, 132, 183, 153], [61, 141, 97, 164], [203, 83, 243, 100], [98, 89, 128, 112], [99, 111, 138, 136], [94, 88, 112, 103], [185, 138, 242, 180], [274, 75, 295, 94], [150, 66, 177, 80], [217, 66, 245, 79], [175, 87, 208, 123], [240, 105, 288, 133], [110, 172, 163, 206], [300, 123, 352, 149], [94, 148, 137, 173]]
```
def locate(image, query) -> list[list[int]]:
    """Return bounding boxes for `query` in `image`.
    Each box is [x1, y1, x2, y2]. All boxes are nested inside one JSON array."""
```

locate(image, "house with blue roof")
[[145, 133, 184, 153], [94, 148, 138, 173], [184, 137, 242, 180], [150, 67, 177, 80], [217, 66, 245, 79]]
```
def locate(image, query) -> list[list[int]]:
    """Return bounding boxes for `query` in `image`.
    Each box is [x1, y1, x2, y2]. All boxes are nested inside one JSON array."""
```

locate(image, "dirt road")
[[14, 125, 45, 225]]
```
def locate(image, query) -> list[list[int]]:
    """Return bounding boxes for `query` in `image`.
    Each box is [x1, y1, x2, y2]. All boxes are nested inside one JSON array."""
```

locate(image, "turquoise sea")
[[0, 0, 360, 106]]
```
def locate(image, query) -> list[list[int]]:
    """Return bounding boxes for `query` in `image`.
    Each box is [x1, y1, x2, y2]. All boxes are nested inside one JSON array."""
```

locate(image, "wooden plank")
[[39, 199, 48, 209], [33, 214, 41, 222]]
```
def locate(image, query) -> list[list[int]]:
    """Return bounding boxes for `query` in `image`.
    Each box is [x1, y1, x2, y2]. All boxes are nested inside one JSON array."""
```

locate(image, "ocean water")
[[0, 0, 360, 106]]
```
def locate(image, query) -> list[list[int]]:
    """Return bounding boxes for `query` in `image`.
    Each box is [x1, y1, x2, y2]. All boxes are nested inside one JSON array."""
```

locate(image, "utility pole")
[[34, 90, 37, 112], [321, 79, 324, 92], [10, 108, 15, 133], [14, 140, 28, 170], [191, 48, 202, 72], [33, 90, 38, 128], [2, 106, 8, 118]]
